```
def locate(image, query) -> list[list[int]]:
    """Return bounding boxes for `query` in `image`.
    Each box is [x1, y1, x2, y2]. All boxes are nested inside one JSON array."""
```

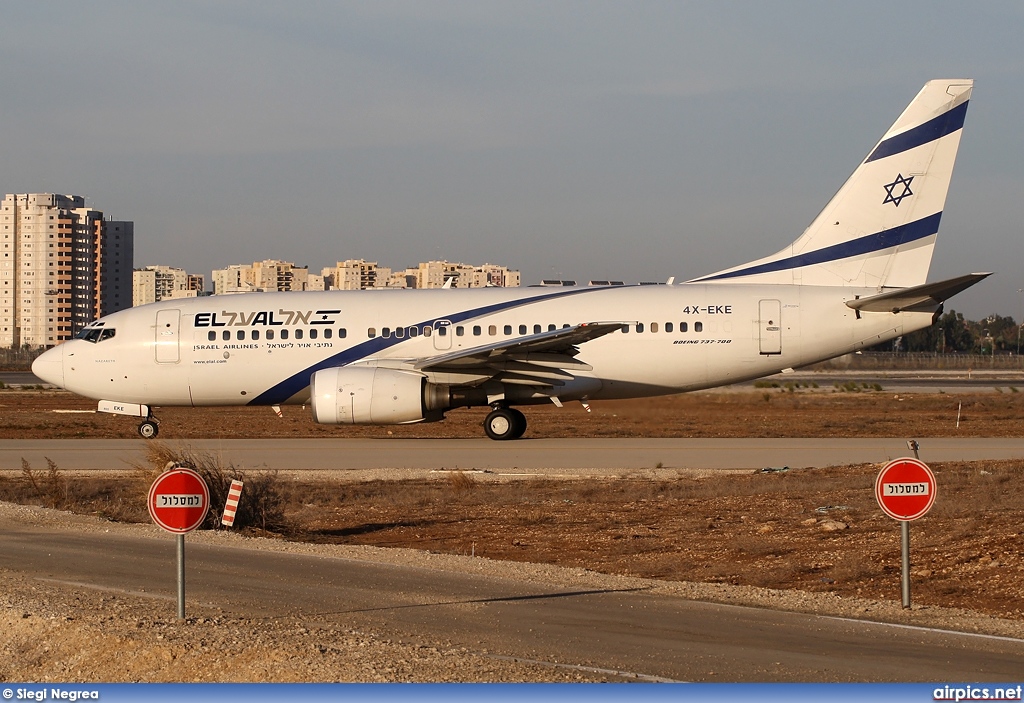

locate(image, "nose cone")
[[32, 345, 65, 388]]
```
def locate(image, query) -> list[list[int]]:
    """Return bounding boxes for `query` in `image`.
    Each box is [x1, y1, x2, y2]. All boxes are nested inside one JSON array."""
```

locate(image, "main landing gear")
[[483, 406, 527, 440]]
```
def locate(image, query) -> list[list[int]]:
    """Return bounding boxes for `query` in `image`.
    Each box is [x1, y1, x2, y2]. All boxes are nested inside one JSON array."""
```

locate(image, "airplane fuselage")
[[46, 283, 929, 409]]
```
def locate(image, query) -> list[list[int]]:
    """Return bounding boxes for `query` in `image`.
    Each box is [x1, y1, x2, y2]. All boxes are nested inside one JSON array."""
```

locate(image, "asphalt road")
[[3, 520, 1023, 682], [5, 437, 1024, 473]]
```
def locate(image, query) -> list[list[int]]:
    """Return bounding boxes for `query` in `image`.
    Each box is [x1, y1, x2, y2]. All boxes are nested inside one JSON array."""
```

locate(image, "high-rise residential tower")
[[0, 193, 133, 348]]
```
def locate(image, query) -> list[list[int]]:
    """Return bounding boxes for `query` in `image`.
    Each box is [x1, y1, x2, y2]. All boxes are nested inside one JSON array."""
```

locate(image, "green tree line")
[[891, 310, 1024, 354]]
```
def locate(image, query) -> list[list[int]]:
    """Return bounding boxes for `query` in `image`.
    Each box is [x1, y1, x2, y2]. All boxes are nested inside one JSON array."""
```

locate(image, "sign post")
[[875, 448, 936, 609], [148, 467, 210, 619]]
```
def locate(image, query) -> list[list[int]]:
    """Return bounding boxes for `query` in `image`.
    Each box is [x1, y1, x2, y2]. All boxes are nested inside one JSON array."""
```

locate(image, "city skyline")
[[2, 3, 1022, 319]]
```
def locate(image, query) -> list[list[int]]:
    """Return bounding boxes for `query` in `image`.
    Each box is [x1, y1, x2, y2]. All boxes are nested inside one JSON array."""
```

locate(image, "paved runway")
[[3, 520, 1023, 681], [5, 437, 1024, 473]]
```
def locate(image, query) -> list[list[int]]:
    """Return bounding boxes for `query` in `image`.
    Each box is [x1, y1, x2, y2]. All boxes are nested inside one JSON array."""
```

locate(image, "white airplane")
[[33, 79, 987, 441]]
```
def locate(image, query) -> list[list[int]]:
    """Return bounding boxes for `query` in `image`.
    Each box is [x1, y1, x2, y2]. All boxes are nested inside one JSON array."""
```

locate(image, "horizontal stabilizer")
[[845, 273, 991, 313]]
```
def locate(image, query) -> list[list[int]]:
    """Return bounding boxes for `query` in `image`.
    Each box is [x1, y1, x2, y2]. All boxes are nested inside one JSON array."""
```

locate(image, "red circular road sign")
[[875, 457, 937, 521], [148, 468, 210, 534]]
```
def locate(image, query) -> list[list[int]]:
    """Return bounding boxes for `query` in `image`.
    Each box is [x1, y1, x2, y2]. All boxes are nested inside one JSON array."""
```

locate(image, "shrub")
[[138, 443, 287, 532]]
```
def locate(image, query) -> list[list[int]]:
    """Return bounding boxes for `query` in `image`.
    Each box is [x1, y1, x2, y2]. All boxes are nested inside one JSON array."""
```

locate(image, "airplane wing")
[[409, 321, 628, 388], [846, 273, 991, 313]]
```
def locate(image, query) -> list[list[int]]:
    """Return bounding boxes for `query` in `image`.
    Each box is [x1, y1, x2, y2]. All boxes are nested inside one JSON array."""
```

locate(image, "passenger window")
[[252, 330, 260, 341], [504, 325, 512, 335], [680, 322, 688, 333], [423, 326, 431, 337], [621, 324, 629, 334], [665, 322, 673, 333], [237, 330, 245, 341], [208, 331, 216, 341], [295, 329, 304, 340], [563, 324, 570, 329], [651, 322, 658, 333], [309, 328, 318, 339], [381, 327, 390, 338], [533, 324, 541, 334], [267, 330, 275, 340], [519, 324, 527, 335], [637, 323, 644, 333], [324, 328, 332, 339], [488, 325, 497, 336], [394, 327, 404, 339], [222, 330, 230, 341], [339, 328, 347, 338], [408, 326, 418, 337], [456, 326, 464, 336], [695, 321, 703, 332], [473, 325, 481, 336], [368, 328, 376, 338], [548, 324, 556, 332], [281, 329, 290, 340]]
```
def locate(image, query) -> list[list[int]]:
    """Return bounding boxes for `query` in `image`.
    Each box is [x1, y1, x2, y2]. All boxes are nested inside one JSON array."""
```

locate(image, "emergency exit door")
[[155, 309, 181, 363], [433, 319, 452, 350], [758, 299, 782, 355]]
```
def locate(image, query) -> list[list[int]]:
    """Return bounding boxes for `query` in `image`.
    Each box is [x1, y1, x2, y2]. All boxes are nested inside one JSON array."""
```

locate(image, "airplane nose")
[[31, 345, 64, 388]]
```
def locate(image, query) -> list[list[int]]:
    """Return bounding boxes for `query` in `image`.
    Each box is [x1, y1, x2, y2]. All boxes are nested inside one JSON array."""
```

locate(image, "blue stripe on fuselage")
[[248, 286, 606, 405], [865, 101, 968, 163], [698, 211, 941, 282]]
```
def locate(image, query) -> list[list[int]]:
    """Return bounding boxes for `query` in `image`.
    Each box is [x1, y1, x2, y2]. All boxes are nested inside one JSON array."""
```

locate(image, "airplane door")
[[433, 319, 452, 350], [758, 300, 782, 355], [155, 309, 181, 363]]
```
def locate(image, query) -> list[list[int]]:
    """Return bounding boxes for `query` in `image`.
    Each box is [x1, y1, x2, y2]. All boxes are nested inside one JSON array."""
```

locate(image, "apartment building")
[[132, 265, 205, 306], [317, 259, 520, 290], [0, 193, 133, 348], [212, 260, 323, 295], [410, 260, 520, 289], [321, 260, 394, 290]]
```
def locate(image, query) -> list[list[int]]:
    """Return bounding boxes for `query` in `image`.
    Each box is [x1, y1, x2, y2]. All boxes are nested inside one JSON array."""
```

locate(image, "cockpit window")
[[76, 327, 115, 343]]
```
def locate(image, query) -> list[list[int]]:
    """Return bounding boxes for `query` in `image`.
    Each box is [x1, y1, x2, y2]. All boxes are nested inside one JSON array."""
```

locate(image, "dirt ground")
[[282, 460, 1024, 621], [2, 385, 1023, 682], [2, 385, 1024, 439], [2, 386, 1022, 622]]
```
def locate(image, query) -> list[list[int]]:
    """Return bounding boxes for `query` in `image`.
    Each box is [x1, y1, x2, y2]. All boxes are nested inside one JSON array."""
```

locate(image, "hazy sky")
[[2, 1, 1022, 319]]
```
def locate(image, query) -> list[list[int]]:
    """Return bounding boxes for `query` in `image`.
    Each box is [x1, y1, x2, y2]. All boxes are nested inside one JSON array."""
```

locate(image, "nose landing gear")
[[138, 417, 160, 439], [483, 406, 527, 440]]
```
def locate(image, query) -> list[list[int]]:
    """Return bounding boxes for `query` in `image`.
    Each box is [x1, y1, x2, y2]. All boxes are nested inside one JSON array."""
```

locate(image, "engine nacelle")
[[310, 366, 447, 425]]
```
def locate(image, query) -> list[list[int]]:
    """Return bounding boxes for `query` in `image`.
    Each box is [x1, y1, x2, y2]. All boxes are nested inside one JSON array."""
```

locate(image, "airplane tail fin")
[[692, 79, 973, 288]]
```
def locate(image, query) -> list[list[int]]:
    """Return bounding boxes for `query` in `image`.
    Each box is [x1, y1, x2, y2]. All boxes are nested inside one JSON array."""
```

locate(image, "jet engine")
[[310, 367, 451, 424]]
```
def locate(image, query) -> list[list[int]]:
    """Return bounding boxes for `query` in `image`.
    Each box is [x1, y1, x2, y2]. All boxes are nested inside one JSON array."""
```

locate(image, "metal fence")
[[813, 352, 1024, 371], [0, 347, 46, 370]]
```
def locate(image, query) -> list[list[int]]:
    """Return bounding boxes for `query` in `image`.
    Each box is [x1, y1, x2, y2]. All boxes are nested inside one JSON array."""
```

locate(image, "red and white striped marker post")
[[221, 480, 244, 527]]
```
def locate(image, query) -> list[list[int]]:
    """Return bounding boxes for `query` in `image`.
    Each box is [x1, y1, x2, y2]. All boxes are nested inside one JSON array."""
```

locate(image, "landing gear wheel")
[[484, 407, 523, 441], [138, 421, 159, 439], [509, 408, 527, 439]]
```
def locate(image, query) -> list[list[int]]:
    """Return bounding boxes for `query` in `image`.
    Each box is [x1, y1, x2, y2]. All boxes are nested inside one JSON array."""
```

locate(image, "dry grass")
[[133, 443, 287, 532]]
